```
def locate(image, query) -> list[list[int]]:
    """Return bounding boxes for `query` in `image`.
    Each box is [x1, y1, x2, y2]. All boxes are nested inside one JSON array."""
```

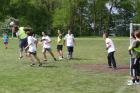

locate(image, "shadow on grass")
[[41, 65, 58, 68], [72, 58, 96, 61]]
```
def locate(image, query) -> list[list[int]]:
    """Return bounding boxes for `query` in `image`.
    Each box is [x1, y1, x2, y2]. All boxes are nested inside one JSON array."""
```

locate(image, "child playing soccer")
[[3, 32, 9, 49], [41, 32, 56, 61], [57, 30, 64, 60], [128, 31, 140, 85], [103, 32, 117, 70], [25, 31, 42, 66], [64, 30, 76, 59]]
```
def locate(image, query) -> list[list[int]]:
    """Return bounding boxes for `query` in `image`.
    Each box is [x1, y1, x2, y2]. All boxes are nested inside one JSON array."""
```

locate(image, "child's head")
[[103, 32, 109, 39], [134, 30, 140, 39], [42, 32, 47, 36], [131, 32, 136, 39], [13, 26, 19, 33], [68, 29, 71, 34], [27, 31, 34, 36], [57, 30, 61, 34], [3, 32, 7, 35]]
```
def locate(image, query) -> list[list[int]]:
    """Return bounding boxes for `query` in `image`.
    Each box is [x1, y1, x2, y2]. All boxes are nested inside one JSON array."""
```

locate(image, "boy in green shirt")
[[128, 31, 140, 85]]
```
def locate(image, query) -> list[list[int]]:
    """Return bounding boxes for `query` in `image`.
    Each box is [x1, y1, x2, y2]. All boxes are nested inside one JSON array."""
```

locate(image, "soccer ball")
[[9, 21, 15, 27]]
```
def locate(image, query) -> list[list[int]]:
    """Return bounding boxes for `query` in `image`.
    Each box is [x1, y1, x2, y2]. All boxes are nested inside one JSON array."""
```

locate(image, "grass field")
[[0, 37, 139, 93]]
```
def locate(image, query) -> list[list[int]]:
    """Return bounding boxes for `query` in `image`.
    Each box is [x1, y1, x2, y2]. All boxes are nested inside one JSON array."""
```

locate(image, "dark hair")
[[42, 31, 48, 35], [103, 32, 109, 38], [14, 26, 19, 32], [135, 31, 140, 38], [27, 31, 34, 36], [131, 32, 136, 39], [24, 27, 32, 32]]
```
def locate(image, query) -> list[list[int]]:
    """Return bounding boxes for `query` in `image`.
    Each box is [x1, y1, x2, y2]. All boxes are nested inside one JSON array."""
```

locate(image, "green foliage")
[[0, 0, 139, 36]]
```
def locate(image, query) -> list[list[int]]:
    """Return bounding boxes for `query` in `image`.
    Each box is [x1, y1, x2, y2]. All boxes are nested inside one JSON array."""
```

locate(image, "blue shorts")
[[19, 38, 28, 49], [67, 46, 74, 52]]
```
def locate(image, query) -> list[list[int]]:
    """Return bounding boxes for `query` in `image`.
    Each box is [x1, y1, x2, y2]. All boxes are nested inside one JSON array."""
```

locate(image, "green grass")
[[0, 37, 139, 93]]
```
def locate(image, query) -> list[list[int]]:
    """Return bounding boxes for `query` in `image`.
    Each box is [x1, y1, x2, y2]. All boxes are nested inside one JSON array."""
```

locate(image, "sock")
[[132, 79, 136, 83]]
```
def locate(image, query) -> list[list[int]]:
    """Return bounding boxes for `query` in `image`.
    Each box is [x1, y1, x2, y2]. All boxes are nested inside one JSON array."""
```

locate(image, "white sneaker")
[[135, 81, 140, 85], [59, 57, 63, 60], [127, 80, 135, 86]]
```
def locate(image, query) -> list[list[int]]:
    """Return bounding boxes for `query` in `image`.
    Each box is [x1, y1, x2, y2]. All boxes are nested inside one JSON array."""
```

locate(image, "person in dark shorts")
[[41, 32, 57, 61], [128, 30, 140, 85], [25, 31, 42, 66], [64, 30, 76, 59], [14, 26, 28, 59], [57, 30, 64, 60]]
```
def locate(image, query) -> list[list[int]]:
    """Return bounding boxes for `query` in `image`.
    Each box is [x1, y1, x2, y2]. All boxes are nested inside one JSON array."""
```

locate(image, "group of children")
[[103, 31, 140, 85], [15, 28, 76, 67]]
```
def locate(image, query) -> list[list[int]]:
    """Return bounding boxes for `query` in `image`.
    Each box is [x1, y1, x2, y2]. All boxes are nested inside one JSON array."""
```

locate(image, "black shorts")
[[67, 46, 74, 52], [29, 51, 37, 55], [19, 38, 28, 49], [57, 45, 63, 51]]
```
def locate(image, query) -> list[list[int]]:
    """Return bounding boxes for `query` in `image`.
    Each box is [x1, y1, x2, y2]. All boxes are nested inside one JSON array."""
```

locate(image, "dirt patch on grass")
[[73, 64, 129, 73]]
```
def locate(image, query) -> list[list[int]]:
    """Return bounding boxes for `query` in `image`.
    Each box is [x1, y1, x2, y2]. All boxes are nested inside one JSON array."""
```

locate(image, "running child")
[[25, 31, 42, 66], [128, 31, 140, 85], [103, 32, 117, 70], [57, 30, 64, 60], [64, 30, 76, 59], [41, 32, 57, 61], [3, 32, 9, 49]]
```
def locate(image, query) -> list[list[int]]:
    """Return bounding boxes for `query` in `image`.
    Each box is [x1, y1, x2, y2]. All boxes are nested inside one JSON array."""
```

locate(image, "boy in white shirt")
[[103, 33, 117, 69], [25, 31, 42, 66], [64, 30, 76, 59], [41, 32, 56, 61]]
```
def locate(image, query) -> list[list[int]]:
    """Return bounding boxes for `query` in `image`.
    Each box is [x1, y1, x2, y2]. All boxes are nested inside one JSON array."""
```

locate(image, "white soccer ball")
[[9, 21, 15, 26]]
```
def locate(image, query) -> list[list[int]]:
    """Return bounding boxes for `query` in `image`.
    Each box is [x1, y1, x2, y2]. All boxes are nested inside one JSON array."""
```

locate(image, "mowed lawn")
[[0, 37, 139, 93]]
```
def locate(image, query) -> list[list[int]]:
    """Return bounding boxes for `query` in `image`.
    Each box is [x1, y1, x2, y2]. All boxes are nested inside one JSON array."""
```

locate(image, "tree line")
[[0, 0, 140, 36]]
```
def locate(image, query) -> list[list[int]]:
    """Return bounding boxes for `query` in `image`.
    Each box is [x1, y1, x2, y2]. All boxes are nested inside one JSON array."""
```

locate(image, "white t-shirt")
[[42, 36, 51, 48], [105, 38, 115, 53], [64, 34, 74, 46], [28, 36, 37, 52]]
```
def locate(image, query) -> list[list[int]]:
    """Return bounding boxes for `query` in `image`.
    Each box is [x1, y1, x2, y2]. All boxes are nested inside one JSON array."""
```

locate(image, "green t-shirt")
[[18, 27, 27, 39], [132, 40, 140, 58]]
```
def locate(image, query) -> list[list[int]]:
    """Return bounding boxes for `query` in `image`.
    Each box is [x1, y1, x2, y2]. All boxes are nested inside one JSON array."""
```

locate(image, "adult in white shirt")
[[64, 30, 76, 59], [41, 32, 56, 61], [103, 33, 117, 69], [25, 31, 42, 66]]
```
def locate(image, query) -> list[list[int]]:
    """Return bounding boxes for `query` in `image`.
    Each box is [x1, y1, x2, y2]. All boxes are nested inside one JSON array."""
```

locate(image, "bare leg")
[[33, 54, 42, 66], [5, 44, 8, 49], [49, 50, 56, 61], [43, 52, 47, 61], [19, 48, 23, 59], [27, 53, 35, 66], [60, 50, 63, 58]]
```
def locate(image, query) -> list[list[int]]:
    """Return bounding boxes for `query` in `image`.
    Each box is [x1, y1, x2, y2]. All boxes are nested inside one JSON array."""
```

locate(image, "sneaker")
[[54, 58, 57, 61], [135, 81, 140, 85], [127, 80, 135, 86], [59, 57, 63, 60], [30, 63, 35, 66], [18, 56, 23, 60], [38, 63, 43, 67]]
